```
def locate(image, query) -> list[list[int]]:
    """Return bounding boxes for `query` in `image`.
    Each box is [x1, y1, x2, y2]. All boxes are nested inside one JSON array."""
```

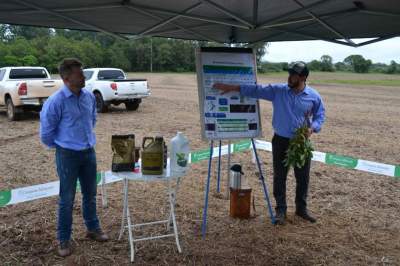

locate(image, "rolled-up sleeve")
[[40, 98, 61, 148], [311, 96, 325, 133], [240, 84, 283, 101]]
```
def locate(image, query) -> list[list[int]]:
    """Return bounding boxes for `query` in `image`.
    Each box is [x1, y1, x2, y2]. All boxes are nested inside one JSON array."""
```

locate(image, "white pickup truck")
[[83, 68, 150, 112], [0, 67, 62, 121]]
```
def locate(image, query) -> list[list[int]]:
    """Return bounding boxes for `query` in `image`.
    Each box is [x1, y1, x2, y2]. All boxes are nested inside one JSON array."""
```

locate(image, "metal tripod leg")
[[251, 139, 276, 224], [201, 140, 214, 238]]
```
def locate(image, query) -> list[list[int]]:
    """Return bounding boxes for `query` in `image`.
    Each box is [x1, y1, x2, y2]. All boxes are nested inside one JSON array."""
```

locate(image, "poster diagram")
[[196, 47, 262, 140]]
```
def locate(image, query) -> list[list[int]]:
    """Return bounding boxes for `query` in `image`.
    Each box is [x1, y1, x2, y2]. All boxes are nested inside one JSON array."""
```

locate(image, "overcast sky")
[[263, 37, 400, 64]]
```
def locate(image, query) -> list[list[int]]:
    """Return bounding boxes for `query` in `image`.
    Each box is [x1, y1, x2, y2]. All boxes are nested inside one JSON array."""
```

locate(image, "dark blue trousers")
[[55, 146, 100, 242]]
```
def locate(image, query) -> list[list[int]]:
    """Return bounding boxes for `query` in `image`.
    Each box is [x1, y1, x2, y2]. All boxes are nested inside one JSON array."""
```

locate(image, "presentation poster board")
[[196, 47, 262, 140]]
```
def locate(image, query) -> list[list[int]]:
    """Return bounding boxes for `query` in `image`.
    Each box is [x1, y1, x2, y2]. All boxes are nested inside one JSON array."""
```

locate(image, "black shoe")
[[295, 210, 317, 223], [274, 212, 286, 225]]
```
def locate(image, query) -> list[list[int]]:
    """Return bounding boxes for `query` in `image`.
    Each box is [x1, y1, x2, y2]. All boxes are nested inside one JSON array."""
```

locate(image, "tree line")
[[0, 24, 398, 74], [0, 25, 201, 73], [261, 54, 400, 74], [0, 25, 267, 73]]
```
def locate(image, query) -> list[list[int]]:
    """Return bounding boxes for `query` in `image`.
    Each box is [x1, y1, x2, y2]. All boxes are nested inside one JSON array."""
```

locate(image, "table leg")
[[168, 185, 182, 253], [118, 178, 128, 240], [167, 176, 181, 231], [127, 204, 135, 262], [101, 171, 108, 208]]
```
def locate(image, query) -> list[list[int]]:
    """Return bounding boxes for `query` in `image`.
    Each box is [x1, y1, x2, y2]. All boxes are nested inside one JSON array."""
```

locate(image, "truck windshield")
[[83, 70, 94, 80], [98, 70, 125, 80], [9, 68, 48, 79]]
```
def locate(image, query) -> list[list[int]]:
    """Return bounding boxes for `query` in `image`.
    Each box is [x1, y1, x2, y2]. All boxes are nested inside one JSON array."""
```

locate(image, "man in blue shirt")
[[40, 58, 108, 257], [214, 62, 325, 225]]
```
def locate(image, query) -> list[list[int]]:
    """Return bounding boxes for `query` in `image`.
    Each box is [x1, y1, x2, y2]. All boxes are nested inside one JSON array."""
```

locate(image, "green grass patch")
[[124, 71, 400, 87]]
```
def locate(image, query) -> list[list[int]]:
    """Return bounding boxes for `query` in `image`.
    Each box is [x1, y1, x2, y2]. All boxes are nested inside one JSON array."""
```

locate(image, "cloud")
[[263, 37, 400, 64]]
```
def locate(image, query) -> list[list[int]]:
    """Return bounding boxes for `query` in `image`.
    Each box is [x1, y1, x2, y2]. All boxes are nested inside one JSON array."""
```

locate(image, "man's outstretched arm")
[[213, 83, 277, 101]]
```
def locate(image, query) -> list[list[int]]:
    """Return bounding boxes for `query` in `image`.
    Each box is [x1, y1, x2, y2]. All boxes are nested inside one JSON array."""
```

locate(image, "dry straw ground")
[[0, 72, 399, 265]]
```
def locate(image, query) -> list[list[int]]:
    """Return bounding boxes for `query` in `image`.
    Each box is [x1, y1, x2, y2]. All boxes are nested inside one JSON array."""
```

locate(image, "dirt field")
[[0, 72, 399, 265]]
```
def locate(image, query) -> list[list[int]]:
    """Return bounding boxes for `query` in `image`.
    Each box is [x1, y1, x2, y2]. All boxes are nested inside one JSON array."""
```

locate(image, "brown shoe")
[[86, 228, 109, 242], [295, 210, 317, 223], [58, 241, 72, 257]]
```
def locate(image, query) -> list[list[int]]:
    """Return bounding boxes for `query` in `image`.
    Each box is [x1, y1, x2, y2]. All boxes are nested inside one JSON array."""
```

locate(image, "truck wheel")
[[125, 100, 140, 111], [6, 98, 19, 121], [94, 92, 108, 113]]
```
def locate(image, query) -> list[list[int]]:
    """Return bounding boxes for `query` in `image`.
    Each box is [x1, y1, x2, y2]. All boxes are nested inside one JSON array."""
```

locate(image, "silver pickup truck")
[[0, 67, 62, 121]]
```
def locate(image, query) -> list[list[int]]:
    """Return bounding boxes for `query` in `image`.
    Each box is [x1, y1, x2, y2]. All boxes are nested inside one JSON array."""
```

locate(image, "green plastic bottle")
[[141, 136, 164, 175]]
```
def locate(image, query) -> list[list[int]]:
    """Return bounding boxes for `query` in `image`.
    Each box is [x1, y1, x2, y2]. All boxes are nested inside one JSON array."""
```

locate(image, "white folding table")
[[111, 164, 183, 262]]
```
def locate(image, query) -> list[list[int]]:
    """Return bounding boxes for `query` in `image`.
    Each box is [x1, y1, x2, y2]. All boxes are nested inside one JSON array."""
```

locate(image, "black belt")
[[273, 134, 290, 141]]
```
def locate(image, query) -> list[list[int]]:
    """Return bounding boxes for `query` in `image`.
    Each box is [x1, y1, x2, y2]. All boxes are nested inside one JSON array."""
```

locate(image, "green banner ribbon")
[[76, 180, 81, 192], [233, 140, 251, 153], [0, 190, 12, 207], [395, 166, 400, 180], [325, 153, 358, 169], [96, 172, 102, 184], [191, 149, 211, 163]]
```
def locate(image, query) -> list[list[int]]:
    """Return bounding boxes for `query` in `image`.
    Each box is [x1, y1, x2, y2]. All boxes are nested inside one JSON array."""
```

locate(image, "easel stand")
[[201, 139, 276, 238]]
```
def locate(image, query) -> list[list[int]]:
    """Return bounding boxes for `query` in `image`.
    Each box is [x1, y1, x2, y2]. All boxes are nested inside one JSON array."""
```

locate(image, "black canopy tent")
[[0, 0, 399, 47]]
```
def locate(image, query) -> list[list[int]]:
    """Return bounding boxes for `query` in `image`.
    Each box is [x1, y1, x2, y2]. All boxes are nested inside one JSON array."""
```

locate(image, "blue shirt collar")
[[303, 86, 311, 95], [288, 84, 310, 95], [62, 85, 74, 98], [62, 85, 86, 98]]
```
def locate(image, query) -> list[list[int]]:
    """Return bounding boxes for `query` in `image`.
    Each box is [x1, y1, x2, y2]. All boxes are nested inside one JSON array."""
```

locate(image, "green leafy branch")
[[283, 120, 314, 169]]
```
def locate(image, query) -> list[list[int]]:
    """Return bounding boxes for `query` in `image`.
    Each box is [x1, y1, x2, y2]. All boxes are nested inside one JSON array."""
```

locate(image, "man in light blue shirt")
[[40, 58, 108, 257], [214, 62, 325, 225]]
